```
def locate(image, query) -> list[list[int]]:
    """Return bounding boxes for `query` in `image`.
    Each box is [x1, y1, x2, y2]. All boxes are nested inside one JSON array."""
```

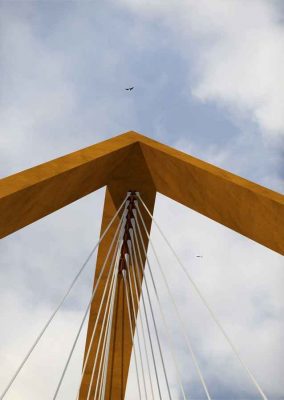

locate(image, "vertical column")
[[79, 144, 156, 399]]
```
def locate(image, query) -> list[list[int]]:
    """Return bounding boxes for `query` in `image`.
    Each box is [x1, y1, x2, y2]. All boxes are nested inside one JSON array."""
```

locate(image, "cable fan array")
[[0, 192, 268, 400]]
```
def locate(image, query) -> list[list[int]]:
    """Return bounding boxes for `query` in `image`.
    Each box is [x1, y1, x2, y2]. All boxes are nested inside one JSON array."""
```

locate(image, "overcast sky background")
[[0, 1, 283, 399]]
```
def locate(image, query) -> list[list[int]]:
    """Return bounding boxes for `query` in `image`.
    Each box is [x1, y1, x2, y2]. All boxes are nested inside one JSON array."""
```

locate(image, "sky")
[[0, 0, 283, 399]]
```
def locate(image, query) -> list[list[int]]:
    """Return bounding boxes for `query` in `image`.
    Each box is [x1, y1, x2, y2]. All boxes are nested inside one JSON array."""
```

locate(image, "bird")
[[125, 87, 134, 91], [196, 255, 203, 258]]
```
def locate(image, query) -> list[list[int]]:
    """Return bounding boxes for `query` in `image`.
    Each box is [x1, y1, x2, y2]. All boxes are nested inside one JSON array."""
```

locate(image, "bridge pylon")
[[0, 131, 283, 399]]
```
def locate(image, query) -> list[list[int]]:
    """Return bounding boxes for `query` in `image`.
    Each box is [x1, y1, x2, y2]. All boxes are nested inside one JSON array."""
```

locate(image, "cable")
[[75, 212, 124, 399], [0, 194, 127, 400], [75, 230, 120, 400], [93, 265, 118, 400], [137, 193, 269, 400], [125, 253, 148, 400], [130, 227, 163, 400], [128, 242, 155, 400], [53, 205, 127, 399], [86, 253, 118, 400], [135, 205, 211, 399], [94, 265, 117, 400], [99, 211, 131, 400], [98, 265, 118, 400], [123, 270, 142, 400], [133, 211, 187, 400], [86, 209, 127, 400], [131, 223, 173, 400]]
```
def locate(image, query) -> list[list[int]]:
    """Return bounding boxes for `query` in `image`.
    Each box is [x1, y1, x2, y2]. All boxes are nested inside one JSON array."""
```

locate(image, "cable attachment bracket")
[[118, 191, 138, 274]]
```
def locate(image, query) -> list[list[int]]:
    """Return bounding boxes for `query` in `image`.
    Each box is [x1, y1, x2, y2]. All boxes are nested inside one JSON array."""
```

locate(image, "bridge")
[[0, 131, 283, 399]]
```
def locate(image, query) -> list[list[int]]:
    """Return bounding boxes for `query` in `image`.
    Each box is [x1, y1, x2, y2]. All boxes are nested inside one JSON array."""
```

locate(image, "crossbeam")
[[0, 131, 283, 254]]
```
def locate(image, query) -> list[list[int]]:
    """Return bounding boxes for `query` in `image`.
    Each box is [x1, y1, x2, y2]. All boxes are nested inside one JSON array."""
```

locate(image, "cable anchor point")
[[118, 191, 139, 274]]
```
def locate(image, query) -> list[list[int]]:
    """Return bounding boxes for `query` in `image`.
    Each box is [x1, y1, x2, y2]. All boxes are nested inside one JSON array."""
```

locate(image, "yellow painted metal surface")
[[0, 131, 282, 253], [0, 130, 283, 399]]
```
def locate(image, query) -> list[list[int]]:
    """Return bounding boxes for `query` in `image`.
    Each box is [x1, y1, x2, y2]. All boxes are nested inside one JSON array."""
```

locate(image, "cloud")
[[1, 189, 282, 399], [143, 193, 284, 399], [0, 189, 105, 400], [118, 0, 284, 139], [0, 1, 283, 399], [173, 133, 284, 193], [0, 2, 138, 178]]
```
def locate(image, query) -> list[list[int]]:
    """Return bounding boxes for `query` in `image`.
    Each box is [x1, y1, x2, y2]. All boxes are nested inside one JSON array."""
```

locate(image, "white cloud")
[[0, 7, 77, 176], [145, 193, 284, 398], [118, 0, 284, 138], [0, 4, 138, 178], [0, 190, 105, 399], [2, 191, 282, 399], [0, 2, 283, 399]]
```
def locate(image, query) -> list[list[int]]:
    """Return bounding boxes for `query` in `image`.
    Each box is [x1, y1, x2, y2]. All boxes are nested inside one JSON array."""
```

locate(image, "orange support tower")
[[0, 131, 283, 399]]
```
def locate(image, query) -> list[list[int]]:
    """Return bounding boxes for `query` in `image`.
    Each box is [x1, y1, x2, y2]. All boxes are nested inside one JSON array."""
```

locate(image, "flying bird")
[[196, 255, 203, 258], [125, 87, 134, 91]]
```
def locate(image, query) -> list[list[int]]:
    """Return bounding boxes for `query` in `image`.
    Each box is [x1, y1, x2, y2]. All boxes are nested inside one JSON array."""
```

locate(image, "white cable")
[[86, 256, 117, 400], [99, 241, 123, 400], [123, 271, 142, 400], [93, 254, 119, 400], [133, 212, 187, 400], [0, 194, 127, 400], [75, 232, 119, 400], [125, 252, 148, 400], [94, 265, 117, 400], [93, 266, 118, 400], [128, 241, 155, 400], [87, 214, 127, 400], [85, 265, 115, 400], [94, 275, 114, 400], [135, 205, 211, 400], [130, 228, 163, 400], [53, 206, 127, 400], [131, 223, 173, 400], [138, 193, 269, 400], [99, 265, 118, 400], [100, 211, 133, 399]]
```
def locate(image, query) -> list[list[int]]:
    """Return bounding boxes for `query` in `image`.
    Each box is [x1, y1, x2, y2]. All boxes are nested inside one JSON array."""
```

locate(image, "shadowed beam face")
[[78, 144, 156, 400]]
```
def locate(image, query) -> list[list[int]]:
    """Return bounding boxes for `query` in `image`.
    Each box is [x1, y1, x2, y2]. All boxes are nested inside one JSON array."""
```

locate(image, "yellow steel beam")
[[0, 131, 283, 254]]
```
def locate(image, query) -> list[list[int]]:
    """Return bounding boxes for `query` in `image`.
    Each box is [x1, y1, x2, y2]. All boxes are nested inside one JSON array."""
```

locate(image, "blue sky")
[[0, 1, 283, 399]]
